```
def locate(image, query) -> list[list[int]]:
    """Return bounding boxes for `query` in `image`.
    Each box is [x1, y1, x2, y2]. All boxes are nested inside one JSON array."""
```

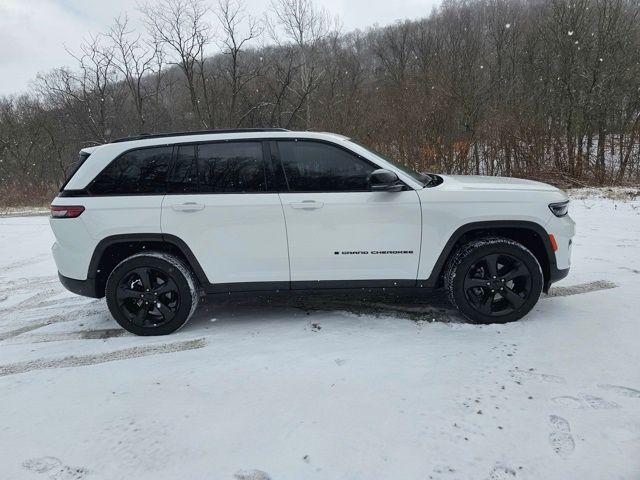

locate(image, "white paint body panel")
[[161, 194, 289, 284], [416, 175, 574, 279], [50, 196, 163, 280], [279, 191, 422, 281]]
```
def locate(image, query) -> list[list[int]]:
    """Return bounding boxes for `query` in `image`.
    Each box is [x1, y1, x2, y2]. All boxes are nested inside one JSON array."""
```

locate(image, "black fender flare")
[[418, 220, 557, 289], [88, 233, 210, 285]]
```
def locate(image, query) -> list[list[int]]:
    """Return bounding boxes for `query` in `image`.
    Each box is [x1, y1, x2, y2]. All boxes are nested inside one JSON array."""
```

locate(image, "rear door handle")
[[290, 200, 324, 210], [172, 202, 205, 212]]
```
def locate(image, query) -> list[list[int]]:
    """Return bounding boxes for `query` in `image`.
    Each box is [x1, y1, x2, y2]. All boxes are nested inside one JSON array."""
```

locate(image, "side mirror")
[[369, 169, 403, 192]]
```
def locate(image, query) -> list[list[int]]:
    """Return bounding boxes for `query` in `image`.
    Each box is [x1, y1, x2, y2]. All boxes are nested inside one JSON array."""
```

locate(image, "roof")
[[111, 128, 290, 144]]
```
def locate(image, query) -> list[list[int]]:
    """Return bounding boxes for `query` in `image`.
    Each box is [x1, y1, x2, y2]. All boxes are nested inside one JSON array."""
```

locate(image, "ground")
[[0, 192, 639, 480]]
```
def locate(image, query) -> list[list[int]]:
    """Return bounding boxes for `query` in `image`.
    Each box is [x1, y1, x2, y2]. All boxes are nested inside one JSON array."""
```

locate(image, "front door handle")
[[172, 202, 205, 212], [290, 200, 324, 210]]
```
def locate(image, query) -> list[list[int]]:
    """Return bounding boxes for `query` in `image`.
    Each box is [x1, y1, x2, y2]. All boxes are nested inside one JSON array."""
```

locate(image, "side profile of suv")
[[50, 129, 574, 335]]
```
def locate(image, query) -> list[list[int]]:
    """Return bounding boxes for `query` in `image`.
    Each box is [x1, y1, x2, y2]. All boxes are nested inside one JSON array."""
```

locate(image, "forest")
[[1, 0, 639, 206]]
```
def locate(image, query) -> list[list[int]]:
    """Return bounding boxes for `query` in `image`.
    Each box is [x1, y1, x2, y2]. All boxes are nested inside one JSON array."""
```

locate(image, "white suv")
[[50, 129, 575, 335]]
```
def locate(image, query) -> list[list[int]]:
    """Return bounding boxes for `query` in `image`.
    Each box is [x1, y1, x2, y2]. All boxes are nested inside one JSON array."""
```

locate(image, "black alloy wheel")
[[463, 253, 532, 316], [106, 253, 197, 335], [445, 237, 543, 324], [116, 267, 180, 328]]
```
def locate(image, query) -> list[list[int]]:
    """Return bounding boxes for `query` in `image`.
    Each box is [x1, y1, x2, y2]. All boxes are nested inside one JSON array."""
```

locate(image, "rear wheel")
[[106, 252, 198, 335], [445, 237, 543, 324]]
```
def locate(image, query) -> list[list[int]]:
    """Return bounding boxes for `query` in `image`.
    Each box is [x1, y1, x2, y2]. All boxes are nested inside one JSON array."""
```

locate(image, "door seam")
[[414, 190, 423, 286], [277, 193, 292, 287]]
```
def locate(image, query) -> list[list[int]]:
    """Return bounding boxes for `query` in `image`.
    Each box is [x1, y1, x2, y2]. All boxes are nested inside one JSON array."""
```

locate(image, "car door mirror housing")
[[369, 169, 403, 192]]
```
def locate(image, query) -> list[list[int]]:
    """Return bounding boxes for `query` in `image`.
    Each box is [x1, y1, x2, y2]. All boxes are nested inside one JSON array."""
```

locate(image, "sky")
[[0, 0, 441, 96]]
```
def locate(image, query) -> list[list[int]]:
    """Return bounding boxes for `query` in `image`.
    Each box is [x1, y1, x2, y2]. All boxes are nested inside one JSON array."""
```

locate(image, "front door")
[[274, 140, 422, 286]]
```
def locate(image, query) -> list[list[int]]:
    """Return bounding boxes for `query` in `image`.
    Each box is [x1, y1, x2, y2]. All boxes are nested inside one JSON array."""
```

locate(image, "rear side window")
[[168, 141, 265, 193], [277, 140, 375, 192], [198, 142, 265, 192], [168, 145, 199, 193], [89, 147, 172, 195]]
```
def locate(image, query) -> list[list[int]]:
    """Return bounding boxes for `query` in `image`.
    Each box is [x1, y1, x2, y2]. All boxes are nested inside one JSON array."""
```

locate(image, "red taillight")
[[50, 205, 85, 218]]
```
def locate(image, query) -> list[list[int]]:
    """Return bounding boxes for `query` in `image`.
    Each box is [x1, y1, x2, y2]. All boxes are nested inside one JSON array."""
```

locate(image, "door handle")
[[290, 200, 324, 210], [171, 202, 205, 212]]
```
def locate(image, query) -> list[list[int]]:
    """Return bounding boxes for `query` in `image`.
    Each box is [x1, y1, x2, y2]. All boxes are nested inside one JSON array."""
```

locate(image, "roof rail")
[[111, 128, 290, 144]]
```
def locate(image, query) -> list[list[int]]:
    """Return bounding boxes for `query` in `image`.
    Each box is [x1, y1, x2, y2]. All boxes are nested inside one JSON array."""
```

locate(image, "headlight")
[[549, 200, 569, 217]]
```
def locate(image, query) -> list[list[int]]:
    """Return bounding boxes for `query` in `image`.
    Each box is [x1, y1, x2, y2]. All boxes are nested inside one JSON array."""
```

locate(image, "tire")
[[105, 252, 198, 336], [444, 237, 543, 324]]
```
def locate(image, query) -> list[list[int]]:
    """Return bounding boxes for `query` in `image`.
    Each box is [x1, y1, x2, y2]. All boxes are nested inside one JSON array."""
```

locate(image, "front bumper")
[[58, 272, 100, 298]]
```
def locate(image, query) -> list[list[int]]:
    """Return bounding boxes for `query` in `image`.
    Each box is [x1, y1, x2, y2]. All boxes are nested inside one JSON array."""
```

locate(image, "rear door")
[[161, 141, 289, 289], [274, 140, 422, 286]]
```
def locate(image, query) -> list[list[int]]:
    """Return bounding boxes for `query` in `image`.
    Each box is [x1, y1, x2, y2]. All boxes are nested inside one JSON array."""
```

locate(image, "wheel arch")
[[421, 221, 556, 292], [88, 234, 209, 298]]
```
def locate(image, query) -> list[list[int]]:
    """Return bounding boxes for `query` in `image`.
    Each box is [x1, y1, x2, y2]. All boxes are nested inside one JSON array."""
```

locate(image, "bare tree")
[[216, 0, 263, 126], [267, 0, 335, 128], [3, 0, 640, 207], [141, 0, 212, 127], [106, 15, 164, 130]]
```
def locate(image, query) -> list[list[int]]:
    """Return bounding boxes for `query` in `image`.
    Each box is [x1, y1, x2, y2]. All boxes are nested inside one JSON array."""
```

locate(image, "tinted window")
[[278, 141, 375, 192], [90, 146, 172, 195], [197, 142, 265, 192], [168, 145, 199, 193], [60, 151, 91, 191]]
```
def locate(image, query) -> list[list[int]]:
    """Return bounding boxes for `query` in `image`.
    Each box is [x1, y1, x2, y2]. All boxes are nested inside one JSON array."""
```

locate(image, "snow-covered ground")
[[1, 194, 639, 480]]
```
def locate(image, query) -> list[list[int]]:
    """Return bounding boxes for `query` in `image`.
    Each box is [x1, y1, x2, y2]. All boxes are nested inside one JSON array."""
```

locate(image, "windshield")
[[350, 141, 431, 186]]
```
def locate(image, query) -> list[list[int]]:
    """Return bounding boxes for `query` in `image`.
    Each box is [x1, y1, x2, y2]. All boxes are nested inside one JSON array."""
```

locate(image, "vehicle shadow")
[[187, 289, 463, 330]]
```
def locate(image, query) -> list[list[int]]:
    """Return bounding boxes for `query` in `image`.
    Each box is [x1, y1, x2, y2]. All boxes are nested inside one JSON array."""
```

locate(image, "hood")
[[441, 174, 560, 193]]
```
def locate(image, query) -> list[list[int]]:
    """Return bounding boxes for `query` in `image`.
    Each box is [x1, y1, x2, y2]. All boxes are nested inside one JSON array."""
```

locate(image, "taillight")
[[50, 205, 85, 218]]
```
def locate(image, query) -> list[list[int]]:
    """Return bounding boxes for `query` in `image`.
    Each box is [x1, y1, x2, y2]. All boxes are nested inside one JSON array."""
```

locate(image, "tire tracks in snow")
[[1, 253, 50, 272], [0, 338, 207, 377], [0, 321, 55, 342], [543, 280, 617, 298]]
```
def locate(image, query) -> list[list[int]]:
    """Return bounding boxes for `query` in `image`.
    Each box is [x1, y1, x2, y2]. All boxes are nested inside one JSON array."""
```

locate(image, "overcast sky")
[[0, 0, 441, 96]]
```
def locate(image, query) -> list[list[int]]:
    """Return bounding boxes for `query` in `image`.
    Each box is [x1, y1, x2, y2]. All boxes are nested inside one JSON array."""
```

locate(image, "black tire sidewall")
[[106, 255, 194, 336], [450, 241, 543, 324]]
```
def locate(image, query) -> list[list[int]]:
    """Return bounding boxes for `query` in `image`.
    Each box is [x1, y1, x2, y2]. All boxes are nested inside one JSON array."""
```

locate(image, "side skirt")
[[202, 279, 429, 296]]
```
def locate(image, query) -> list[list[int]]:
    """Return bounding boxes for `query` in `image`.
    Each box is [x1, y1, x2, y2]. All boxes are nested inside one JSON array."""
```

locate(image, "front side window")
[[90, 146, 172, 195], [278, 140, 375, 192]]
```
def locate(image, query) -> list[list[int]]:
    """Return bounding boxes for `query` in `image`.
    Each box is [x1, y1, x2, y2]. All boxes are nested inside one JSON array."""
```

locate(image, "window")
[[278, 140, 376, 192], [90, 146, 172, 195], [60, 151, 91, 191], [197, 142, 265, 193], [168, 145, 199, 193], [351, 141, 429, 186]]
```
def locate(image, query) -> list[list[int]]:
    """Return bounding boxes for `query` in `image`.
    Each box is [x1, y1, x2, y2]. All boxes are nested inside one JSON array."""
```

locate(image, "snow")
[[1, 193, 639, 480]]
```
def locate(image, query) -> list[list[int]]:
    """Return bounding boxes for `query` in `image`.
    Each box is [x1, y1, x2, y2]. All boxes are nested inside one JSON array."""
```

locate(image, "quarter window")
[[90, 146, 172, 195], [278, 141, 375, 192]]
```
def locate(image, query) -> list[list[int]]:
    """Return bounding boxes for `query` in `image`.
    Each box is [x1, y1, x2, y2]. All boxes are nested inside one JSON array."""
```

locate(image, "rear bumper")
[[58, 273, 100, 298], [544, 266, 570, 293]]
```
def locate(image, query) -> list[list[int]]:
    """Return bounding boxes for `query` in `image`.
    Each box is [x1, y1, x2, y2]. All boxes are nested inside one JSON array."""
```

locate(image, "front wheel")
[[445, 237, 543, 324], [105, 252, 198, 335]]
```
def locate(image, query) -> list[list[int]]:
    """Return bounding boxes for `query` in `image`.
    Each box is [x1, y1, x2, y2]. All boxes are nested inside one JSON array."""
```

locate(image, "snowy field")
[[0, 192, 639, 480]]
